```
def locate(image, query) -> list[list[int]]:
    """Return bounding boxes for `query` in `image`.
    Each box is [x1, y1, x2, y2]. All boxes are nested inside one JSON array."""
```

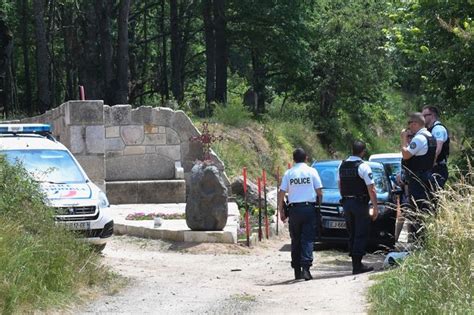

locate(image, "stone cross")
[[189, 122, 223, 161]]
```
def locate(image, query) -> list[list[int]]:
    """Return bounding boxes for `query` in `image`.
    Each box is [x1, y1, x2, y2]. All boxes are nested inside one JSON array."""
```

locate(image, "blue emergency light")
[[0, 124, 52, 134]]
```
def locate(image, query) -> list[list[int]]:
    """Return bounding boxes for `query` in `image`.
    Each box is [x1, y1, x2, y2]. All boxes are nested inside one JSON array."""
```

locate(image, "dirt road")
[[76, 234, 384, 314]]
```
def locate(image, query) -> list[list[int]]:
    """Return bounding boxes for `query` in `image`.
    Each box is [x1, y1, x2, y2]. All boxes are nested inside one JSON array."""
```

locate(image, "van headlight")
[[98, 191, 110, 209]]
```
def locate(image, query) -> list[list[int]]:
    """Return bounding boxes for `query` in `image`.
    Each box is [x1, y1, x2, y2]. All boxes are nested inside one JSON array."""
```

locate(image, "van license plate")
[[326, 220, 346, 229], [65, 222, 91, 230]]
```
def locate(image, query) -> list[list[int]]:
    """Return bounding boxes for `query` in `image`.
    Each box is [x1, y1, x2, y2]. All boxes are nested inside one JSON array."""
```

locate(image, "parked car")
[[311, 160, 397, 248], [0, 124, 113, 251], [369, 152, 402, 180]]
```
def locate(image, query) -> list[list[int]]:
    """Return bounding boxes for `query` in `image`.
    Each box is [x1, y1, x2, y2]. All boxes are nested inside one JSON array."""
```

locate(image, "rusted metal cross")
[[189, 122, 224, 161]]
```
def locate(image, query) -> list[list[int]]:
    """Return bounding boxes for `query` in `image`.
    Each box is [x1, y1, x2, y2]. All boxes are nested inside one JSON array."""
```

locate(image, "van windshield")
[[1, 149, 86, 184]]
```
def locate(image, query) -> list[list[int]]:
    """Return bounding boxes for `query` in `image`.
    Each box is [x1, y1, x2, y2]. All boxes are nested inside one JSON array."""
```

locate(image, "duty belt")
[[288, 202, 316, 207]]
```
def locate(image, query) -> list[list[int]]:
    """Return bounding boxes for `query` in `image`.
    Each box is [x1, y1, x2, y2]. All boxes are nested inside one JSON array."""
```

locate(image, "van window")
[[1, 150, 86, 184]]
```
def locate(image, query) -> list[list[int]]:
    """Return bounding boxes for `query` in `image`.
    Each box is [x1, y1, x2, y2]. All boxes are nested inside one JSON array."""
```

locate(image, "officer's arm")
[[316, 188, 323, 205], [277, 189, 287, 221], [401, 146, 413, 160], [367, 184, 378, 221], [401, 129, 413, 160], [434, 140, 444, 163]]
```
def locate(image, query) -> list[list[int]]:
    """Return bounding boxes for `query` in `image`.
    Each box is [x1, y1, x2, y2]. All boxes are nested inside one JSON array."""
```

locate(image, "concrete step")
[[106, 179, 186, 204]]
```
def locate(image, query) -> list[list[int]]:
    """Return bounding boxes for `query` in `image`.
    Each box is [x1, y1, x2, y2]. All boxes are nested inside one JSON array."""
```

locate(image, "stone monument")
[[185, 123, 227, 231]]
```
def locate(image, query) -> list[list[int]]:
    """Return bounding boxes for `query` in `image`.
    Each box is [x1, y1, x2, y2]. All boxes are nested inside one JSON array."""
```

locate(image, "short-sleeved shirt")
[[407, 128, 432, 156], [280, 163, 322, 203], [431, 121, 448, 143], [338, 156, 374, 186]]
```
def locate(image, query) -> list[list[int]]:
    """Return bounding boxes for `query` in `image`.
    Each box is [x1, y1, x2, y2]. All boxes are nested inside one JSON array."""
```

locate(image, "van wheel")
[[94, 244, 106, 252]]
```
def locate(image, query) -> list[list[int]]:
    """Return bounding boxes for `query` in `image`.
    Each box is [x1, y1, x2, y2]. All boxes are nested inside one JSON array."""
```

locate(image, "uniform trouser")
[[288, 204, 317, 269], [408, 171, 434, 242], [432, 164, 448, 189], [342, 198, 370, 257]]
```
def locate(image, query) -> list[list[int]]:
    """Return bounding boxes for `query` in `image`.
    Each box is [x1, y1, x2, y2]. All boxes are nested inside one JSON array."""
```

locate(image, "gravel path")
[[76, 233, 384, 314]]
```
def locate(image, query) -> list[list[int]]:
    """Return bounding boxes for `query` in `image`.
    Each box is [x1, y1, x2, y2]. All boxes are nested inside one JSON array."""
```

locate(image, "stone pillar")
[[64, 101, 106, 192]]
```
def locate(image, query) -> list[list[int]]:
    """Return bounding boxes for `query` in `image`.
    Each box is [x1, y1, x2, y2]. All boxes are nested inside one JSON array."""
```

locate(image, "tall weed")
[[369, 175, 474, 314], [212, 97, 252, 127], [0, 156, 109, 314]]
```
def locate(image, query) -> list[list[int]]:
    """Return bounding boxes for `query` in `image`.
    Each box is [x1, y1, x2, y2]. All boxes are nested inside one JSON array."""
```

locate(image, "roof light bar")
[[0, 124, 52, 134]]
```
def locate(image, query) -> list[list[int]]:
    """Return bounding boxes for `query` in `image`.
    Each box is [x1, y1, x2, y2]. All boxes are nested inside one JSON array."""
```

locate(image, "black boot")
[[294, 267, 303, 280], [352, 255, 373, 275], [302, 267, 312, 281]]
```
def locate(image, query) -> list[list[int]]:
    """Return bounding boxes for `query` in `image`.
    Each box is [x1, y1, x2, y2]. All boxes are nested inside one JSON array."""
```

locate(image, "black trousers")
[[342, 198, 370, 257], [288, 204, 317, 269], [407, 171, 434, 242], [432, 164, 448, 189]]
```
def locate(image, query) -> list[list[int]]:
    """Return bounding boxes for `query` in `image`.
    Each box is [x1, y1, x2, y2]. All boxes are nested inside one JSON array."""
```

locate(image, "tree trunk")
[[202, 0, 215, 104], [20, 0, 33, 114], [116, 0, 131, 104], [33, 0, 51, 113], [158, 0, 169, 101], [251, 49, 266, 114], [95, 0, 114, 105], [170, 0, 183, 102], [80, 2, 101, 100], [61, 4, 75, 102], [213, 0, 227, 104]]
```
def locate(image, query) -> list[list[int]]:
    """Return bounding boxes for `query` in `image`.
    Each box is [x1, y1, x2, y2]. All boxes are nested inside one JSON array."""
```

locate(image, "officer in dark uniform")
[[278, 148, 323, 281], [401, 112, 437, 242], [422, 105, 450, 188], [339, 140, 378, 275]]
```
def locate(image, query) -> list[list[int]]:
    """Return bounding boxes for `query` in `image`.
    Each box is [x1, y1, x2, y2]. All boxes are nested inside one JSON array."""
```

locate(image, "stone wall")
[[21, 101, 106, 192], [19, 100, 228, 203]]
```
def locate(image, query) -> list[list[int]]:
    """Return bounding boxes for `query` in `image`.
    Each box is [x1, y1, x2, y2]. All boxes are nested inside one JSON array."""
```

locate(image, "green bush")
[[368, 177, 474, 314], [0, 156, 110, 314], [212, 98, 252, 127]]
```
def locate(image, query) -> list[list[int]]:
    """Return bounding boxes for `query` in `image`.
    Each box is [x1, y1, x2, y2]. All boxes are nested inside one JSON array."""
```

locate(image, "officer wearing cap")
[[422, 105, 450, 188], [339, 140, 378, 275], [401, 112, 437, 242], [278, 148, 323, 281]]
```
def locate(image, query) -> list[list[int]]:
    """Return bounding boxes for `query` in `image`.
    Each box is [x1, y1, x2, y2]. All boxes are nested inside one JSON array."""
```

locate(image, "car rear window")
[[1, 149, 86, 184]]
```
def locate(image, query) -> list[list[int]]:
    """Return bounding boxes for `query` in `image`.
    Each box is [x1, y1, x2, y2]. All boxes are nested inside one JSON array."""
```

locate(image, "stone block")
[[106, 181, 138, 204], [152, 107, 174, 127], [183, 231, 236, 243], [155, 145, 181, 160], [106, 138, 125, 151], [144, 133, 166, 145], [123, 146, 146, 155], [106, 126, 120, 138], [145, 146, 156, 153], [70, 126, 85, 154], [106, 180, 186, 204], [121, 125, 144, 145], [131, 106, 154, 124], [106, 154, 175, 181], [104, 105, 112, 126], [67, 101, 104, 125], [158, 126, 166, 133], [171, 111, 200, 141], [86, 125, 105, 154], [166, 128, 180, 144], [144, 124, 158, 134], [175, 161, 184, 179], [106, 151, 123, 158], [111, 105, 132, 125], [75, 155, 105, 183]]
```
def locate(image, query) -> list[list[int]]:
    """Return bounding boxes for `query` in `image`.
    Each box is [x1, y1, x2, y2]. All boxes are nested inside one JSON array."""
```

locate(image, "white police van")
[[0, 124, 113, 250]]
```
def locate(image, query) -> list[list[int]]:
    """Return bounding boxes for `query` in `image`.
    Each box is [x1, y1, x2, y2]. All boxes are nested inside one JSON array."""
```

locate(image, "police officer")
[[339, 140, 378, 275], [422, 105, 450, 188], [278, 148, 323, 281], [401, 112, 437, 242]]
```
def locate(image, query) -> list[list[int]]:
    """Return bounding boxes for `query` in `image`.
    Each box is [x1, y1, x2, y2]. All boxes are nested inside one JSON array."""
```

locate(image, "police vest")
[[339, 160, 368, 197], [428, 123, 450, 162], [405, 134, 437, 173]]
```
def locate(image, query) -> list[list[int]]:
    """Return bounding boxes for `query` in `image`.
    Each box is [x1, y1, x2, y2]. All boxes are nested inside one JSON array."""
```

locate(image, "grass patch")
[[0, 156, 113, 314], [368, 176, 474, 314]]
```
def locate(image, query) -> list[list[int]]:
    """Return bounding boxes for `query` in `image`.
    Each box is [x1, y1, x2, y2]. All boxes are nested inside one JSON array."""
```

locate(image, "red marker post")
[[243, 167, 250, 247], [263, 169, 269, 239], [79, 85, 85, 100], [257, 177, 263, 241]]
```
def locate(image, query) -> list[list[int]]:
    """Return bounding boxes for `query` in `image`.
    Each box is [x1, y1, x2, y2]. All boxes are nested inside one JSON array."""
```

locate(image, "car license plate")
[[64, 221, 91, 230], [325, 220, 346, 229]]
